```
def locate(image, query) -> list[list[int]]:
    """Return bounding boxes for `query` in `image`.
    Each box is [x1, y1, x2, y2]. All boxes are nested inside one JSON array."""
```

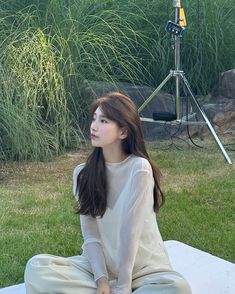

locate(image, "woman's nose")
[[91, 120, 98, 130]]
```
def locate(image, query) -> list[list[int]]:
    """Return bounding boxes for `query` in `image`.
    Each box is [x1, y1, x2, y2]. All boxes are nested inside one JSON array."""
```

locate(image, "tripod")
[[138, 0, 232, 164]]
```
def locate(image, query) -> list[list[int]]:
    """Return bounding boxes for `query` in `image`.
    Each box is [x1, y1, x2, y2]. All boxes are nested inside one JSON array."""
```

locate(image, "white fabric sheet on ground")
[[165, 240, 235, 294], [0, 240, 234, 294]]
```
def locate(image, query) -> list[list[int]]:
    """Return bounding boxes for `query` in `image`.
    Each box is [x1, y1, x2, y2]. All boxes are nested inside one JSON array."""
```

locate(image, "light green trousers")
[[24, 254, 191, 294]]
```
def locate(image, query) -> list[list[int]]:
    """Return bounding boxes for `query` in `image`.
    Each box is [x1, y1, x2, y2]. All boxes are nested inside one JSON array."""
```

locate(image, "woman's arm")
[[73, 166, 109, 290], [96, 277, 111, 294], [80, 214, 109, 282], [114, 169, 154, 294]]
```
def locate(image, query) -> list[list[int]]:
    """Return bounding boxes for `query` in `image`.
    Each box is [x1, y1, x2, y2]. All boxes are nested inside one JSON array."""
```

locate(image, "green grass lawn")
[[0, 143, 234, 288]]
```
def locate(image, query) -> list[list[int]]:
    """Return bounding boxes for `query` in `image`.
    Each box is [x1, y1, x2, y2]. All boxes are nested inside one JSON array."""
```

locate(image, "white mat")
[[165, 240, 235, 294], [0, 240, 234, 294], [0, 284, 25, 294]]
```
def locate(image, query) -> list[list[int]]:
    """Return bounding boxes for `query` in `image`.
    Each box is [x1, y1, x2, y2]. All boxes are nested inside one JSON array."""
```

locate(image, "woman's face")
[[90, 107, 126, 149]]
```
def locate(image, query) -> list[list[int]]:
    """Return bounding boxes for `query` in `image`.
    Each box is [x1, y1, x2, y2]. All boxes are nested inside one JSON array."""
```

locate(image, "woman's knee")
[[133, 272, 192, 294], [24, 254, 51, 283], [170, 273, 192, 294]]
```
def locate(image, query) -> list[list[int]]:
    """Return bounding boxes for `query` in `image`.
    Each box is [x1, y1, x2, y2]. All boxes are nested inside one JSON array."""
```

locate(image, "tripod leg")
[[138, 72, 174, 113], [179, 73, 232, 164]]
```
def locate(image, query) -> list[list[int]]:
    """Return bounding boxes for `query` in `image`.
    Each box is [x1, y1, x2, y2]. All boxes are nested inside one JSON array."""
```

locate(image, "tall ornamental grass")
[[0, 14, 83, 160], [182, 0, 235, 92], [0, 0, 234, 160]]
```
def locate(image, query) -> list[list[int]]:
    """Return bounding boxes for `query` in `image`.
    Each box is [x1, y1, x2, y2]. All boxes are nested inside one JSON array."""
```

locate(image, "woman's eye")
[[101, 119, 108, 123]]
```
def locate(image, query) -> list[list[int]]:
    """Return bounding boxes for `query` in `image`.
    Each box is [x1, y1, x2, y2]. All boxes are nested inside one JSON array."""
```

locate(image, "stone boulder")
[[79, 80, 177, 140], [203, 69, 235, 136], [79, 69, 235, 141], [212, 69, 235, 100]]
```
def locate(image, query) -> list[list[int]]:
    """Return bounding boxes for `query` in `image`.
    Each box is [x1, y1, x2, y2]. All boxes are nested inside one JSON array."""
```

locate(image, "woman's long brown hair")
[[76, 92, 164, 217]]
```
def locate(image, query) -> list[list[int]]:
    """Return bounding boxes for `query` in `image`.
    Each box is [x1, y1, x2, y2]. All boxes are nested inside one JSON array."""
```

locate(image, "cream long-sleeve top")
[[73, 155, 172, 294]]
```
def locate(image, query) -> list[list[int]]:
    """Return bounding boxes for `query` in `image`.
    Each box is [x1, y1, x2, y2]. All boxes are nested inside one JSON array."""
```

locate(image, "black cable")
[[163, 119, 191, 150], [186, 125, 203, 148], [181, 78, 204, 149]]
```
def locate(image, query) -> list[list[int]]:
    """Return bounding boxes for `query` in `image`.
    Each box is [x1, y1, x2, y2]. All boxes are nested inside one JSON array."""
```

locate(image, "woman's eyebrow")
[[95, 113, 108, 119], [93, 112, 108, 119]]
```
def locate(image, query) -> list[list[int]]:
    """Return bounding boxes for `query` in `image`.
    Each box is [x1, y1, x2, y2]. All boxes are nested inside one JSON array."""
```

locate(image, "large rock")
[[80, 70, 235, 141], [203, 97, 234, 121], [203, 69, 235, 136], [80, 80, 177, 140], [80, 80, 175, 112], [212, 69, 235, 100]]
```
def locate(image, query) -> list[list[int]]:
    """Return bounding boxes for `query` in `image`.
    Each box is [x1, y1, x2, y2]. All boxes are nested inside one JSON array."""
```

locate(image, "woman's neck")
[[102, 146, 128, 163]]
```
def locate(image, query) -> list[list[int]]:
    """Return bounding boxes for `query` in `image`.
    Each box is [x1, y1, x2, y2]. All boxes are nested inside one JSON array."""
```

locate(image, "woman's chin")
[[91, 141, 101, 147]]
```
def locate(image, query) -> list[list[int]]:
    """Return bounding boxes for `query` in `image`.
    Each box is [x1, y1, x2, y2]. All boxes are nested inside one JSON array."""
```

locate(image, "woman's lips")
[[90, 134, 98, 140]]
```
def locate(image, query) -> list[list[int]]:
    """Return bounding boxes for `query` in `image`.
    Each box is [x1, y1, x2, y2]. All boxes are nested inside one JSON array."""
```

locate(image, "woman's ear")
[[120, 128, 128, 139]]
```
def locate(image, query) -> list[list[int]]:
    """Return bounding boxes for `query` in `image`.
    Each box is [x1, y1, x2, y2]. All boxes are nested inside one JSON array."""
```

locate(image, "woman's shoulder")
[[130, 155, 152, 173], [73, 162, 86, 177], [72, 163, 86, 198]]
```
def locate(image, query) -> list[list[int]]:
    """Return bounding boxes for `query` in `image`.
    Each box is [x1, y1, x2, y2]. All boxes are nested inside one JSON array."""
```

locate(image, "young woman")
[[24, 92, 191, 294]]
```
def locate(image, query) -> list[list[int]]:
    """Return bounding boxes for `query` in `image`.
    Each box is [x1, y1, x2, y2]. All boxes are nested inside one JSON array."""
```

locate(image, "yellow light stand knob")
[[179, 8, 187, 27]]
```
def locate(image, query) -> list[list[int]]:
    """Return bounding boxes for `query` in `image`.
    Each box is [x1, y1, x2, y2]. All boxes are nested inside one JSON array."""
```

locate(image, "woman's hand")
[[96, 277, 111, 294], [111, 286, 131, 294]]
